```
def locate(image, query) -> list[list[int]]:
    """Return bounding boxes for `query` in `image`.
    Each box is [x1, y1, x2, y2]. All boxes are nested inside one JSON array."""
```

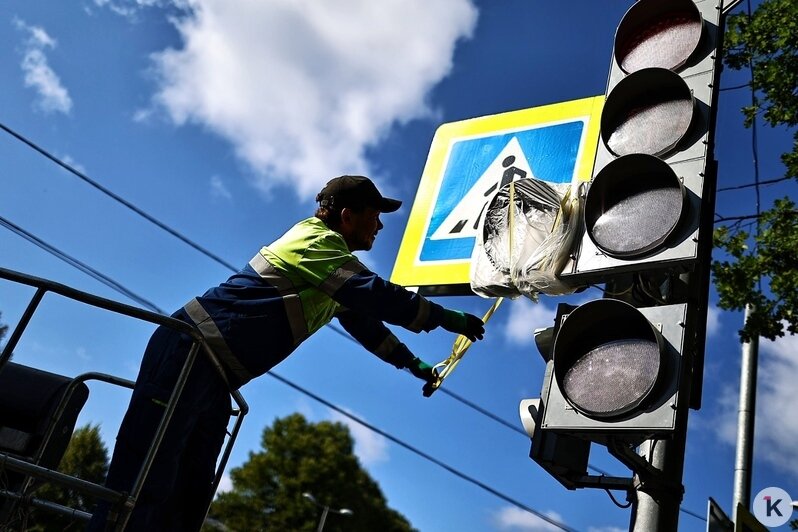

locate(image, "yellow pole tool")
[[422, 296, 504, 396]]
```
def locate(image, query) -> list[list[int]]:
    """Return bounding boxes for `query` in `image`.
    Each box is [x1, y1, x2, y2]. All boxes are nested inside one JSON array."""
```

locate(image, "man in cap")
[[89, 175, 485, 531]]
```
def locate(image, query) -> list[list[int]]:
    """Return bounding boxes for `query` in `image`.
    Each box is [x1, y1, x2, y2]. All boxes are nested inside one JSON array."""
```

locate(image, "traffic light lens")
[[614, 0, 703, 74], [591, 186, 683, 256], [616, 12, 702, 73], [606, 97, 693, 157], [552, 299, 668, 420], [563, 339, 661, 417], [602, 68, 695, 158], [585, 154, 687, 258]]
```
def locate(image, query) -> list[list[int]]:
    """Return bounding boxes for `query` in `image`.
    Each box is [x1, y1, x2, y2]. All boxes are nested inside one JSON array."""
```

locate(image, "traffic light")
[[562, 0, 721, 281], [538, 299, 688, 445], [522, 0, 723, 458]]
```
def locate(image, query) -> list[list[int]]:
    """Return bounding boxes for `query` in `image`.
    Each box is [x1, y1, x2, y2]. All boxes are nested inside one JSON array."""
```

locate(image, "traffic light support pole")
[[629, 422, 690, 531], [523, 2, 740, 529], [732, 304, 758, 521]]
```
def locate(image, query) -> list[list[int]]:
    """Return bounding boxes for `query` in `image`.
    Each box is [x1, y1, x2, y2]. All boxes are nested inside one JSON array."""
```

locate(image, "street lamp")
[[302, 492, 353, 532]]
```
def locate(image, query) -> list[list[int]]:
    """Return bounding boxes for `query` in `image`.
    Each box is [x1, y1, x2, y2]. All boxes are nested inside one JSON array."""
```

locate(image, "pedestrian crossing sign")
[[390, 96, 603, 294]]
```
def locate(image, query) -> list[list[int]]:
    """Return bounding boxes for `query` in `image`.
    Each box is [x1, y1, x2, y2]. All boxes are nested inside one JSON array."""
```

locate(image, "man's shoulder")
[[274, 217, 348, 255]]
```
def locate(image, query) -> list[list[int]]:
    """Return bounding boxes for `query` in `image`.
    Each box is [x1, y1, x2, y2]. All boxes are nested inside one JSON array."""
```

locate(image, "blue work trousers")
[[88, 322, 231, 531]]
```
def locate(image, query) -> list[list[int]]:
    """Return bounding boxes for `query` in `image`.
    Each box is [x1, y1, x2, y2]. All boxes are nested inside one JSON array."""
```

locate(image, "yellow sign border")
[[391, 95, 604, 290]]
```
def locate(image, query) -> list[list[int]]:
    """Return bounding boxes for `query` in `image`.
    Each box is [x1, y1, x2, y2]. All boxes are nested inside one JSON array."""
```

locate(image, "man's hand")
[[441, 309, 485, 342], [408, 357, 436, 383], [408, 357, 440, 397]]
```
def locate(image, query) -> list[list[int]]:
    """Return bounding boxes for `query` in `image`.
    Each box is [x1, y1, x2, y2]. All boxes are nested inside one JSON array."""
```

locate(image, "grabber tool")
[[422, 297, 503, 397]]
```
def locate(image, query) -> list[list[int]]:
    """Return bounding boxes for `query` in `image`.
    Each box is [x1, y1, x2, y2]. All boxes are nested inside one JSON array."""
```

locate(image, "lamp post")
[[302, 492, 353, 532]]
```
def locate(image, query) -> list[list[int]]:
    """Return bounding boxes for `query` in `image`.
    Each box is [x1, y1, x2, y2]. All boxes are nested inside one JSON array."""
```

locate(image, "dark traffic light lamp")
[[539, 300, 687, 444]]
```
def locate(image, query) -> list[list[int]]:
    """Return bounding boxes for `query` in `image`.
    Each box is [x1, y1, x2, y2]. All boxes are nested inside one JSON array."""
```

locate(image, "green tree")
[[206, 413, 416, 532], [714, 0, 798, 341], [25, 424, 110, 531], [0, 311, 7, 344]]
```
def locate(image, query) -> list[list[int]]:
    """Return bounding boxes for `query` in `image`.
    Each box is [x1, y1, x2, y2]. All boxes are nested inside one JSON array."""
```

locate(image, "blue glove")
[[441, 309, 485, 342]]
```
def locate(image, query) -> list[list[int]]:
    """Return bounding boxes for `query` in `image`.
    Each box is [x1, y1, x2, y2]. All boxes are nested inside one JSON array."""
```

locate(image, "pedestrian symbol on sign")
[[389, 95, 603, 293], [431, 137, 533, 241]]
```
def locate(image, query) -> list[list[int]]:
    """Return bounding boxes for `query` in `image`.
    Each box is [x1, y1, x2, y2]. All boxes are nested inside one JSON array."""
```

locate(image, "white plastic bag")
[[470, 178, 585, 299]]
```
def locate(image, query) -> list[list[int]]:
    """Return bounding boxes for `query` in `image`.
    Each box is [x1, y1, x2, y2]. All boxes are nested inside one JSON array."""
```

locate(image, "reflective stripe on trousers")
[[183, 298, 254, 385]]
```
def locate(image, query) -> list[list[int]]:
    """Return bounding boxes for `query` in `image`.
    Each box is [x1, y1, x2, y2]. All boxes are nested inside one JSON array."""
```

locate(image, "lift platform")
[[0, 266, 249, 530]]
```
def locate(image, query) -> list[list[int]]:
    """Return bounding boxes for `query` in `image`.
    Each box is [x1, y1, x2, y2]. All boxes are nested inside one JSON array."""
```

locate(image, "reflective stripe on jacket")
[[182, 217, 444, 388]]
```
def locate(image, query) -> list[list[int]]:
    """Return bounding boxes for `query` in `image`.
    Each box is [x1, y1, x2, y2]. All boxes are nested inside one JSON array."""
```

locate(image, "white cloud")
[[76, 346, 91, 362], [706, 303, 722, 338], [210, 175, 233, 201], [493, 506, 566, 531], [715, 382, 739, 446], [503, 298, 556, 346], [141, 0, 477, 200], [60, 154, 87, 174], [216, 472, 232, 493], [91, 0, 182, 19], [14, 19, 73, 115], [587, 527, 626, 532], [714, 331, 798, 479], [753, 333, 798, 476], [329, 409, 388, 466]]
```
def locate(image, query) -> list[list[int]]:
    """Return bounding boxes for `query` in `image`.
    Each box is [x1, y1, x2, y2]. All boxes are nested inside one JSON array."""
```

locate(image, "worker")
[[88, 175, 485, 531]]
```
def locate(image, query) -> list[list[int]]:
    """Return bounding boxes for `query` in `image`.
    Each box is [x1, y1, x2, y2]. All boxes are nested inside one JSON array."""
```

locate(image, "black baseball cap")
[[316, 175, 402, 213]]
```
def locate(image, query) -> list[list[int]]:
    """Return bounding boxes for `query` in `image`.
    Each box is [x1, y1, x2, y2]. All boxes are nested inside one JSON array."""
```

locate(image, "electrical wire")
[[0, 121, 708, 524], [0, 122, 238, 273], [0, 119, 542, 443], [746, 0, 763, 291], [717, 175, 792, 192], [719, 82, 751, 91], [605, 489, 631, 509], [0, 214, 164, 314], [0, 221, 578, 532], [267, 371, 578, 532]]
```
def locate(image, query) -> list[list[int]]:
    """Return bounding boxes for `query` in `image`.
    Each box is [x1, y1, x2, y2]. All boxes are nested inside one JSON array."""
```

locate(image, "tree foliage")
[[206, 413, 416, 532], [715, 0, 798, 341], [0, 311, 7, 344], [24, 424, 110, 531]]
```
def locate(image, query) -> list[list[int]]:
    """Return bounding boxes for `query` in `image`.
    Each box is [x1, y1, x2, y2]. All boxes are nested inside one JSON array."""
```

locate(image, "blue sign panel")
[[420, 121, 585, 262]]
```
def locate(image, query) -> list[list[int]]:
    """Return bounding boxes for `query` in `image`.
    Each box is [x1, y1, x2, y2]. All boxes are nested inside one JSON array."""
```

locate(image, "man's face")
[[344, 206, 383, 251]]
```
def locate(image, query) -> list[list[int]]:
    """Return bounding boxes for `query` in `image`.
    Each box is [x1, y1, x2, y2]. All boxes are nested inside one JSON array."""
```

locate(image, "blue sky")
[[1, 1, 797, 531]]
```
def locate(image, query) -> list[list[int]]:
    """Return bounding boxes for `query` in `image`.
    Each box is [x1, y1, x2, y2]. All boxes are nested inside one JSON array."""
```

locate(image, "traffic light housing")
[[521, 0, 724, 468], [539, 299, 688, 445], [562, 0, 721, 281]]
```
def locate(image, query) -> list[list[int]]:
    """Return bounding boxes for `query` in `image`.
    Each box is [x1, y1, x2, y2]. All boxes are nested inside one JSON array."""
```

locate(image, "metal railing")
[[0, 266, 249, 530]]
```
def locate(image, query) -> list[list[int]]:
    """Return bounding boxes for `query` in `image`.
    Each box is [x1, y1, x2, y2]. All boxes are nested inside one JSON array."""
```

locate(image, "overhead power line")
[[0, 214, 164, 314], [0, 119, 534, 439], [1, 120, 708, 524], [0, 218, 577, 532], [268, 371, 577, 532], [716, 175, 792, 192], [0, 122, 238, 273]]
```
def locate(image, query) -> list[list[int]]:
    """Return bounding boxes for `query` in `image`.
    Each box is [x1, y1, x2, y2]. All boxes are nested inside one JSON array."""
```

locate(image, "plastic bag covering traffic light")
[[470, 179, 584, 299], [562, 0, 722, 281], [538, 299, 688, 444]]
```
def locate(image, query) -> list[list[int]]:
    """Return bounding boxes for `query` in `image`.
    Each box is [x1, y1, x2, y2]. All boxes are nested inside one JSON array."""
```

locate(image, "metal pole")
[[732, 304, 758, 521], [630, 429, 688, 531], [317, 505, 329, 532], [0, 287, 45, 371], [631, 441, 660, 532]]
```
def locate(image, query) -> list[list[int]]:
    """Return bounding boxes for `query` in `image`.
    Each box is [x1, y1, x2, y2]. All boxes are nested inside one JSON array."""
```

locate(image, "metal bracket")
[[607, 439, 685, 497], [721, 0, 745, 16]]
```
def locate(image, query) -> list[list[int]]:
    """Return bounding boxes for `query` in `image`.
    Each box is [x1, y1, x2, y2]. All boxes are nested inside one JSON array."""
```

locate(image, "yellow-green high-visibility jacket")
[[181, 217, 445, 388]]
